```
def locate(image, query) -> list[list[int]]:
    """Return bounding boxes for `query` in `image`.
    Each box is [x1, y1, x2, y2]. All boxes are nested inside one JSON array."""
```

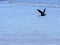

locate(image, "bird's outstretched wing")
[[43, 8, 46, 13], [37, 9, 43, 14]]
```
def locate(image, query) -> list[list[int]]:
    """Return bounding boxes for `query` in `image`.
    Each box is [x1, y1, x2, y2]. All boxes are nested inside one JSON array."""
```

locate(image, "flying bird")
[[37, 8, 46, 16]]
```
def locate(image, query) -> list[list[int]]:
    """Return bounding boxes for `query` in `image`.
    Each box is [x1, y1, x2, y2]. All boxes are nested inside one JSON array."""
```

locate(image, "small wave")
[[13, 2, 60, 8], [35, 4, 60, 8]]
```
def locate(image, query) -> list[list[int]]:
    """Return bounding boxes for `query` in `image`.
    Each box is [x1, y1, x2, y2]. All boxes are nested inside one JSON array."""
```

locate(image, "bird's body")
[[37, 8, 46, 16]]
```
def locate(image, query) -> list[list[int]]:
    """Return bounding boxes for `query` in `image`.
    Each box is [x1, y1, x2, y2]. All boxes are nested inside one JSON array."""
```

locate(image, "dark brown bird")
[[37, 8, 46, 16]]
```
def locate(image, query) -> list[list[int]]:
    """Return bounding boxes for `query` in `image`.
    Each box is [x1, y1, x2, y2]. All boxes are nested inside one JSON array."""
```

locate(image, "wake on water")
[[12, 2, 60, 8]]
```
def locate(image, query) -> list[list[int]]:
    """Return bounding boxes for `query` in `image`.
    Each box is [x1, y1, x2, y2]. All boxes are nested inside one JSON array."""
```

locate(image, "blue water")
[[0, 3, 60, 45], [13, 0, 60, 5]]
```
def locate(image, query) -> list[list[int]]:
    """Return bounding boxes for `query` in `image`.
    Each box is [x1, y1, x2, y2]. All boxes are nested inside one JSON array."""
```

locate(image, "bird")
[[37, 8, 46, 16]]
